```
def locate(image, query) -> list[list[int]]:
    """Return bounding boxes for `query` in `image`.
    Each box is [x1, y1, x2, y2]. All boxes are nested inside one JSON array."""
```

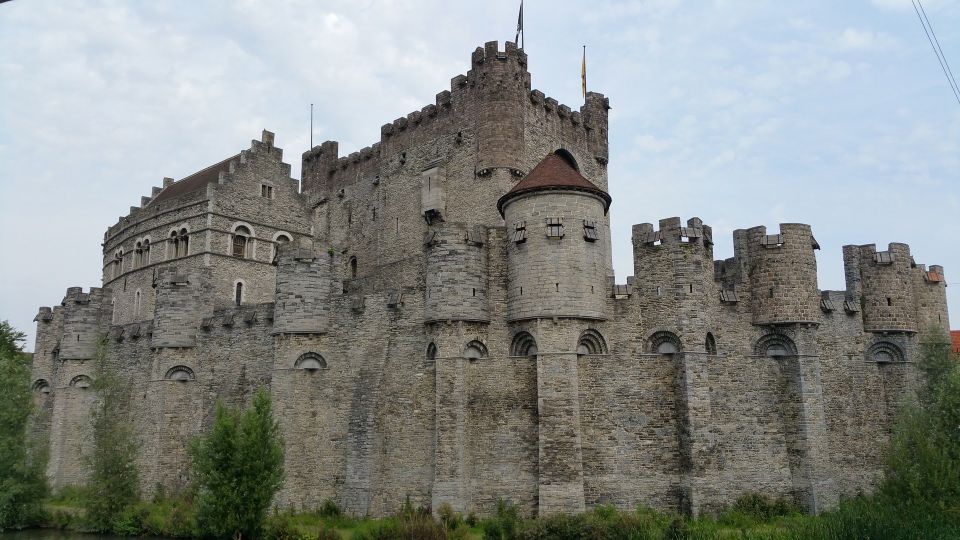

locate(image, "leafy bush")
[[191, 388, 285, 539], [0, 320, 49, 530], [83, 338, 140, 532]]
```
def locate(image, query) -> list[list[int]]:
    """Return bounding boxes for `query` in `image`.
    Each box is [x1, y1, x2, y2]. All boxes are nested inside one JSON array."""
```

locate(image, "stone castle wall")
[[28, 41, 951, 518]]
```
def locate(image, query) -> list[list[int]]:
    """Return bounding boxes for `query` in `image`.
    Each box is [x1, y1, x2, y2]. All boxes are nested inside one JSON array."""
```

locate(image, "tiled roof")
[[497, 153, 611, 216], [951, 330, 960, 354], [149, 155, 238, 206]]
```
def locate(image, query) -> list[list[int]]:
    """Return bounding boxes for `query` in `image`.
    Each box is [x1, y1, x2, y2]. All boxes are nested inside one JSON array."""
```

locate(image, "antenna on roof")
[[310, 103, 314, 149]]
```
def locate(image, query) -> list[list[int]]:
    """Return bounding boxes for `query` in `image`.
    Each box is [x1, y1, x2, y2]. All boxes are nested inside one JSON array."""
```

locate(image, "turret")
[[632, 217, 714, 347], [151, 267, 213, 348], [582, 92, 610, 168], [914, 264, 949, 332], [424, 223, 489, 322], [273, 239, 334, 334], [846, 243, 917, 333], [740, 224, 820, 325], [58, 287, 108, 360], [470, 41, 530, 176], [499, 152, 611, 322]]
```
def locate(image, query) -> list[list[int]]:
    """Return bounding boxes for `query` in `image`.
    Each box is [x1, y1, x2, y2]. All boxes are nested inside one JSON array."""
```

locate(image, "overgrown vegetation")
[[0, 320, 49, 530], [191, 388, 285, 539], [83, 337, 141, 532]]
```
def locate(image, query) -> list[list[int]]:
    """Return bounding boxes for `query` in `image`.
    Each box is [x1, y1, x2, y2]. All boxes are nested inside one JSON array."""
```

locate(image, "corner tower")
[[498, 151, 612, 515]]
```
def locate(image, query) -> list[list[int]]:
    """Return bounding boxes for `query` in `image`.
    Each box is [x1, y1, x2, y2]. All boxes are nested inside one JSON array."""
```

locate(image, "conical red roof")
[[497, 153, 611, 215]]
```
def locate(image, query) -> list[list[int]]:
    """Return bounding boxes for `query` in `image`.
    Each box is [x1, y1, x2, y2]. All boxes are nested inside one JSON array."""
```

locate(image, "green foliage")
[[83, 338, 140, 532], [880, 326, 960, 509], [191, 388, 285, 539], [0, 320, 49, 530]]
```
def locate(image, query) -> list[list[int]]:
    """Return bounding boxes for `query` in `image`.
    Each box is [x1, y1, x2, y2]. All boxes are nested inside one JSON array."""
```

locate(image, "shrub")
[[319, 498, 342, 518], [0, 320, 49, 530], [191, 389, 285, 539], [83, 338, 140, 532]]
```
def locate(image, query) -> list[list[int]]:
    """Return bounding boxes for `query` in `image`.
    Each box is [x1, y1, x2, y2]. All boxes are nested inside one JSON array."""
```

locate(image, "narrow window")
[[372, 207, 377, 221], [350, 257, 358, 279], [170, 230, 179, 258], [689, 284, 694, 293], [143, 239, 150, 265], [135, 241, 143, 267], [555, 283, 560, 292], [134, 290, 141, 318], [179, 228, 189, 256], [887, 297, 892, 306], [396, 217, 400, 234], [582, 220, 598, 242], [546, 218, 564, 238], [233, 226, 250, 258], [261, 184, 274, 199], [235, 282, 243, 306], [472, 288, 476, 297]]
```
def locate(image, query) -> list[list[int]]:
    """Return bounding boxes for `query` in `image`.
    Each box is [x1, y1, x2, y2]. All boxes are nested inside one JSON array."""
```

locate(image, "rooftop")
[[497, 152, 611, 216], [149, 155, 238, 206]]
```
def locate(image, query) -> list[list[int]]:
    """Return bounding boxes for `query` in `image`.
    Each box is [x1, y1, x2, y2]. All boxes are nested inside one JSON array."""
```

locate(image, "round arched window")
[[295, 352, 327, 371], [463, 341, 488, 361], [165, 366, 195, 381]]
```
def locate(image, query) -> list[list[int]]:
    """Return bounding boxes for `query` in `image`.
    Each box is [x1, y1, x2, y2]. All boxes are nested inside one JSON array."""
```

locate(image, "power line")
[[917, 0, 959, 98], [911, 0, 960, 105]]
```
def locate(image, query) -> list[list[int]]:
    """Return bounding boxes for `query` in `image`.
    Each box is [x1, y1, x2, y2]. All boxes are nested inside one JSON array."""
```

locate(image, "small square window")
[[261, 184, 274, 199], [546, 218, 564, 238]]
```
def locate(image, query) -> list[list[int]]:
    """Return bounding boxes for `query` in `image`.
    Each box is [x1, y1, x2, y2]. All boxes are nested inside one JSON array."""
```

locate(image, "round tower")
[[855, 243, 917, 333], [498, 152, 611, 322], [273, 239, 334, 334], [744, 224, 821, 325], [632, 217, 714, 348], [471, 41, 530, 176], [151, 267, 213, 348], [424, 223, 489, 322], [59, 287, 107, 360]]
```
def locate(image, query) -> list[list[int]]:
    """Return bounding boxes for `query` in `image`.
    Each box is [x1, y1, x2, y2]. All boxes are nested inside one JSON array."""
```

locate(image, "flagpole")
[[582, 45, 587, 101]]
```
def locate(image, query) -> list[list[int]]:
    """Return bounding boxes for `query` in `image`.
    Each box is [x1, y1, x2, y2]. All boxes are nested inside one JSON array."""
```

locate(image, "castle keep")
[[30, 41, 950, 517]]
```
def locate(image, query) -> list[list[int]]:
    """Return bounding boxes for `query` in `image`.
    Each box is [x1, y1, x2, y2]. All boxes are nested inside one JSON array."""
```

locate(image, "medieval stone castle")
[[29, 41, 950, 517]]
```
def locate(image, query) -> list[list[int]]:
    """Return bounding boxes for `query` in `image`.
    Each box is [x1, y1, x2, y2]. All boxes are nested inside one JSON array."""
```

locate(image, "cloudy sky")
[[1, 0, 958, 351]]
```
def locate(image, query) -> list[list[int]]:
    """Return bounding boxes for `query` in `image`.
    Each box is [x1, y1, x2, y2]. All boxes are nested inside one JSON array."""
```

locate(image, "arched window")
[[577, 329, 607, 355], [33, 379, 51, 394], [234, 281, 244, 306], [178, 228, 189, 256], [511, 332, 538, 357], [69, 375, 92, 389], [349, 256, 358, 279], [113, 249, 123, 278], [755, 334, 798, 358], [295, 352, 327, 371], [169, 230, 179, 258], [134, 289, 142, 318], [165, 366, 195, 381], [142, 238, 150, 265], [650, 331, 681, 356], [426, 342, 438, 362], [463, 340, 488, 361], [705, 333, 717, 355], [867, 341, 904, 364], [273, 233, 291, 261], [135, 241, 143, 267], [233, 226, 250, 258]]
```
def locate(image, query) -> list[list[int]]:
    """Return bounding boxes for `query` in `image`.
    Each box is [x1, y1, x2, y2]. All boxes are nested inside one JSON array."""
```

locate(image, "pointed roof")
[[149, 155, 238, 206], [497, 152, 611, 216]]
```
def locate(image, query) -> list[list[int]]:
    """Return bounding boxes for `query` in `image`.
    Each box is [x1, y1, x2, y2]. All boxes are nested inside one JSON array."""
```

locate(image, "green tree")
[[83, 338, 140, 531], [881, 326, 960, 508], [0, 320, 49, 530], [191, 388, 284, 539]]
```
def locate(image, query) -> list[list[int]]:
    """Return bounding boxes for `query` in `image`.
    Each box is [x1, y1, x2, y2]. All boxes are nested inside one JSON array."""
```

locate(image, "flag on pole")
[[581, 45, 587, 100], [515, 0, 523, 48]]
